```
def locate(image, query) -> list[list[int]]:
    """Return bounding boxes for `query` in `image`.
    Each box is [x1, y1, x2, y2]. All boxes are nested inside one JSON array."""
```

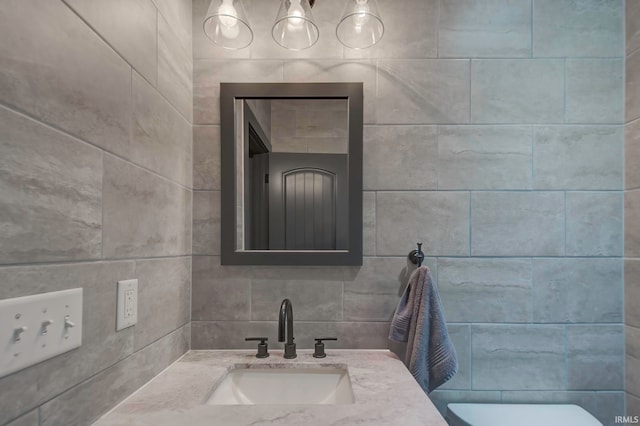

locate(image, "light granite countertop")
[[93, 350, 448, 426]]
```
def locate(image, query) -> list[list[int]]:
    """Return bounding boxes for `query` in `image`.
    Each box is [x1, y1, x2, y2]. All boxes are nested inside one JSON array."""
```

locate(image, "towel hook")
[[408, 243, 425, 267]]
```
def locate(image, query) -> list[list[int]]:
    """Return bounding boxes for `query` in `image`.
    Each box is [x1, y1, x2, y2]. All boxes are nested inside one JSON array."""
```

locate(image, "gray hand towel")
[[389, 265, 457, 393]]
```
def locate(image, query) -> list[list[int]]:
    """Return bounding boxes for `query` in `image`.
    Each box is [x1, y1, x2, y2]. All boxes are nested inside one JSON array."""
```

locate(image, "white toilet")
[[446, 403, 603, 426]]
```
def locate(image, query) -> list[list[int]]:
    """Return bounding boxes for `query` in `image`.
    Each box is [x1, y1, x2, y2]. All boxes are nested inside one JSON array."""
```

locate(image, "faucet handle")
[[245, 337, 269, 358], [313, 337, 337, 358]]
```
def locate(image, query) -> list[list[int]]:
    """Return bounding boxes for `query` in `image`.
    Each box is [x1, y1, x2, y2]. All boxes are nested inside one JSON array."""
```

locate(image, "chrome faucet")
[[278, 298, 296, 359]]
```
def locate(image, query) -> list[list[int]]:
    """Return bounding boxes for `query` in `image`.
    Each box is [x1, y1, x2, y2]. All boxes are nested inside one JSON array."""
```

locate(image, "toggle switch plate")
[[0, 288, 83, 378]]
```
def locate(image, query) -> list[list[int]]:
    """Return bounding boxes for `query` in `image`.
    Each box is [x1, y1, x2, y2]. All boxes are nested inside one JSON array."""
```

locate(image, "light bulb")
[[287, 0, 305, 32], [218, 0, 240, 39], [353, 0, 370, 34]]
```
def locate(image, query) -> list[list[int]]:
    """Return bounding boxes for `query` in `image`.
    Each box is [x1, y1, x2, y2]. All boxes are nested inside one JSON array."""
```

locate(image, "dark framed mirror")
[[220, 83, 363, 265]]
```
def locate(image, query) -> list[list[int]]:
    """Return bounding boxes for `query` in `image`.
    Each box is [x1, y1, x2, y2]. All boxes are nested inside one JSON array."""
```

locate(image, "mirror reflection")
[[235, 98, 349, 251]]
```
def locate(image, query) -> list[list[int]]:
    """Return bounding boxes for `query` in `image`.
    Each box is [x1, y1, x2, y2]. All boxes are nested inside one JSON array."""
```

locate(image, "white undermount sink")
[[206, 365, 355, 405]]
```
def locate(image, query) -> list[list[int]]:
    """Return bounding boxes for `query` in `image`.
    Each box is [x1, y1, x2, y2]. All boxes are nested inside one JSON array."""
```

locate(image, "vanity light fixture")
[[204, 0, 384, 50], [272, 0, 319, 50], [203, 0, 253, 50], [336, 0, 384, 49]]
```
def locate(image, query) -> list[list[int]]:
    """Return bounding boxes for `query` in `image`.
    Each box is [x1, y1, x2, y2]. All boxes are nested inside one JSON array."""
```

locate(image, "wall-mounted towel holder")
[[408, 243, 425, 267]]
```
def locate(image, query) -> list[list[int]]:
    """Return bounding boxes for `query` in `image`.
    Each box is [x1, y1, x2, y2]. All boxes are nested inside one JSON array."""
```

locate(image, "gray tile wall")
[[626, 0, 640, 418], [191, 0, 625, 424], [0, 0, 193, 425]]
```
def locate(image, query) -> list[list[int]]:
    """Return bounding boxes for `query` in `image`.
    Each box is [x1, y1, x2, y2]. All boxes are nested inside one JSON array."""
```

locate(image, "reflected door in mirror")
[[267, 153, 348, 250]]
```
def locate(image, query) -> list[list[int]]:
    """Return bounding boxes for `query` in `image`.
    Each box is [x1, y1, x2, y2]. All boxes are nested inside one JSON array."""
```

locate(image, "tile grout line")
[[563, 57, 567, 124], [530, 0, 534, 58]]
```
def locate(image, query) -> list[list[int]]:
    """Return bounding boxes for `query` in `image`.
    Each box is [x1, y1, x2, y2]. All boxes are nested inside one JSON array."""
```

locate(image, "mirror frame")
[[220, 82, 363, 266]]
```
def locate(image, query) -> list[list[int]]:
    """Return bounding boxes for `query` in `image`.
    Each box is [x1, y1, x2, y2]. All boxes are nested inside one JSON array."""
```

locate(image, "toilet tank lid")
[[446, 403, 603, 426]]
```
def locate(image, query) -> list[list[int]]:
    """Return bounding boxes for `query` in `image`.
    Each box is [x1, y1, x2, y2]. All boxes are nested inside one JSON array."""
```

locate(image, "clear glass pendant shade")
[[203, 0, 253, 49], [336, 0, 384, 49], [272, 0, 319, 50]]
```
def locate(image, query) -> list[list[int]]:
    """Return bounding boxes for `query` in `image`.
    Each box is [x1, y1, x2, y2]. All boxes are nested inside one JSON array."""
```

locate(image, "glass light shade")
[[203, 0, 253, 49], [272, 0, 319, 50], [336, 0, 384, 49]]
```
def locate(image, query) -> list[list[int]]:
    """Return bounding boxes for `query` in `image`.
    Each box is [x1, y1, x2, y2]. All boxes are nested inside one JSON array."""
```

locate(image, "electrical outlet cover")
[[116, 279, 137, 331]]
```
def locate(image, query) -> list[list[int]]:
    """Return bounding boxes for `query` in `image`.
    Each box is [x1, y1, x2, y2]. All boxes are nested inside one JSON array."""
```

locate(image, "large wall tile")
[[532, 258, 623, 323], [191, 320, 392, 350], [437, 258, 531, 323], [363, 192, 376, 256], [626, 260, 640, 329], [40, 325, 188, 426], [103, 155, 192, 258], [193, 126, 221, 190], [471, 59, 564, 124], [63, 0, 157, 86], [378, 60, 470, 124], [251, 280, 343, 321], [251, 265, 347, 323], [439, 325, 470, 390], [0, 0, 131, 154], [152, 0, 192, 56], [191, 321, 275, 349], [158, 13, 193, 122], [191, 256, 251, 321], [627, 326, 640, 398], [283, 60, 377, 124], [628, 0, 640, 55], [567, 325, 624, 391], [533, 0, 623, 57], [344, 0, 438, 59], [471, 192, 564, 256], [566, 192, 623, 256], [0, 107, 102, 265], [534, 126, 623, 190], [330, 322, 392, 349], [363, 126, 437, 190], [135, 257, 191, 351], [254, 264, 346, 281], [438, 125, 532, 190], [0, 261, 136, 425], [627, 120, 640, 189], [194, 60, 283, 125], [377, 192, 470, 256], [192, 191, 220, 255], [627, 50, 640, 123], [566, 59, 624, 124], [343, 257, 424, 322], [626, 189, 640, 257], [471, 325, 565, 390], [132, 72, 192, 187], [438, 0, 531, 58]]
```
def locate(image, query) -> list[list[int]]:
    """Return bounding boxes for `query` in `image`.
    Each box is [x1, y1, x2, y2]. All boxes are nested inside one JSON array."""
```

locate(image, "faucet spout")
[[278, 299, 296, 359]]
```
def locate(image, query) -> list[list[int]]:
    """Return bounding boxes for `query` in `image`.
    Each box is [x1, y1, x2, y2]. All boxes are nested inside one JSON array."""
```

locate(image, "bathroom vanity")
[[93, 350, 447, 426]]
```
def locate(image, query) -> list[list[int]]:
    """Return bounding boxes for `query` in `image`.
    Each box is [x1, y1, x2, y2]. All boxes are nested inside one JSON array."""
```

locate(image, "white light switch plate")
[[0, 288, 83, 379], [116, 279, 138, 331]]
